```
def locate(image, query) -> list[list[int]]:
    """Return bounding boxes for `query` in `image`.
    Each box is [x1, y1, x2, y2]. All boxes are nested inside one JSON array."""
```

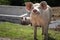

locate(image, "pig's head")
[[25, 2, 40, 14], [25, 1, 48, 14]]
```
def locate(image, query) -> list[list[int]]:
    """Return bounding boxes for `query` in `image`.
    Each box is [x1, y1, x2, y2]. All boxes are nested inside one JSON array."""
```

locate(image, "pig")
[[25, 1, 52, 40], [20, 17, 31, 25]]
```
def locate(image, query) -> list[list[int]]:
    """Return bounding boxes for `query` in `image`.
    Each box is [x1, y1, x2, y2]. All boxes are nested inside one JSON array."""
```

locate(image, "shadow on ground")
[[48, 36, 55, 40], [43, 33, 56, 40]]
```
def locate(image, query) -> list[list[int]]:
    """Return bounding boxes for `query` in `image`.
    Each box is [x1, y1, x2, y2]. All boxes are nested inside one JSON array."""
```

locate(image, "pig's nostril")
[[33, 9, 37, 12]]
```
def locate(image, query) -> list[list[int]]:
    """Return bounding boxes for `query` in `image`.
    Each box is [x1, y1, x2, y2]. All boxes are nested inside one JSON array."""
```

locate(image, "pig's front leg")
[[34, 26, 38, 40], [43, 25, 49, 40]]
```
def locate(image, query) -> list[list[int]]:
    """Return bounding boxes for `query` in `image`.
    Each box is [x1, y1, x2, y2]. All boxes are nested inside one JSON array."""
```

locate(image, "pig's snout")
[[33, 9, 37, 13]]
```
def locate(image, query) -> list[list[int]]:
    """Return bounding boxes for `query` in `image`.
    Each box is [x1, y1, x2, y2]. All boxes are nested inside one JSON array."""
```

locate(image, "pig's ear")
[[25, 2, 33, 11], [40, 1, 47, 10]]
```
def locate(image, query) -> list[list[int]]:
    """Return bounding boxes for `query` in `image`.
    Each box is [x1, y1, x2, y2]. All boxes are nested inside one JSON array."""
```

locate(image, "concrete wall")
[[0, 16, 22, 24], [0, 5, 26, 15], [0, 5, 27, 23]]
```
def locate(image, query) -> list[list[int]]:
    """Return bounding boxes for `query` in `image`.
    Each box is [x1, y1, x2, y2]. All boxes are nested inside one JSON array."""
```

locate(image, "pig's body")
[[30, 3, 52, 40], [25, 1, 52, 40], [30, 4, 51, 27], [30, 12, 45, 27]]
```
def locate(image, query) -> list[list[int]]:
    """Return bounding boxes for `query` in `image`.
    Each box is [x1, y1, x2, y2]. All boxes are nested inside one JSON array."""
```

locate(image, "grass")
[[0, 22, 60, 40]]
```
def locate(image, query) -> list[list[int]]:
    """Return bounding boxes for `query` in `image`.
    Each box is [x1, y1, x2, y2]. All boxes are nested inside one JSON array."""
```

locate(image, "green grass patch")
[[0, 22, 60, 40]]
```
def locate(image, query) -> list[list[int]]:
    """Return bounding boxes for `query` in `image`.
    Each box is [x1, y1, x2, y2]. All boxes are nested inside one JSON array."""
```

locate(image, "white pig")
[[25, 1, 52, 40]]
